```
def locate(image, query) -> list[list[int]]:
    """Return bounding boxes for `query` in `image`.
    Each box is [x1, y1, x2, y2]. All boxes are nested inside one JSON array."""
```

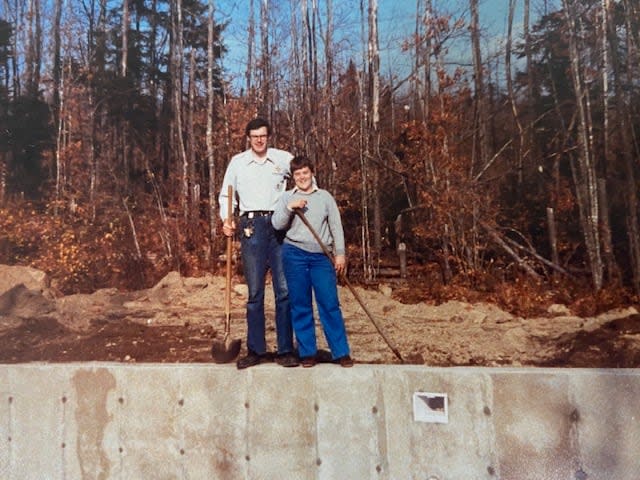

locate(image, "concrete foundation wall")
[[1, 364, 639, 479]]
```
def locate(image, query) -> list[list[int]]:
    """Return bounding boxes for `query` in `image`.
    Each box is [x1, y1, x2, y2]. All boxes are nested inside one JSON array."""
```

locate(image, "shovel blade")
[[211, 337, 242, 363]]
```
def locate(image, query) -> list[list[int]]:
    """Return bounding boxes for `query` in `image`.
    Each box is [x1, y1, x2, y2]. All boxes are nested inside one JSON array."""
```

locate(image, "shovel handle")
[[224, 185, 233, 338]]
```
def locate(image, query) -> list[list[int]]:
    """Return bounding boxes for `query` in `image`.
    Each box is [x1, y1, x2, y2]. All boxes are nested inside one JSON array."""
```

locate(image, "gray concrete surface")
[[1, 364, 639, 479]]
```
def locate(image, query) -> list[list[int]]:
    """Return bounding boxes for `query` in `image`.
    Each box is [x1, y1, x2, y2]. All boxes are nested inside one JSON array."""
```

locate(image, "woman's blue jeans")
[[281, 243, 350, 360], [239, 214, 293, 356]]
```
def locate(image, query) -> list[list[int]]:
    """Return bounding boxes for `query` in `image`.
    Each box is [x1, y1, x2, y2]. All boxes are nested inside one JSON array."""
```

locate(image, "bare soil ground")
[[1, 266, 639, 367]]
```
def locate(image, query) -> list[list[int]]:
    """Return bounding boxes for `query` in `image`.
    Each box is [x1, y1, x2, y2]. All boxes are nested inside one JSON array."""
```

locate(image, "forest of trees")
[[0, 0, 639, 303]]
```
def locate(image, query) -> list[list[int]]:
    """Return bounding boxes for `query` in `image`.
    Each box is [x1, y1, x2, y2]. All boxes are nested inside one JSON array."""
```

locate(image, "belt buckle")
[[248, 212, 255, 219]]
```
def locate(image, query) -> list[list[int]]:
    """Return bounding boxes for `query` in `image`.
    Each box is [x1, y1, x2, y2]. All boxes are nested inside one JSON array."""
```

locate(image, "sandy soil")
[[1, 267, 639, 367]]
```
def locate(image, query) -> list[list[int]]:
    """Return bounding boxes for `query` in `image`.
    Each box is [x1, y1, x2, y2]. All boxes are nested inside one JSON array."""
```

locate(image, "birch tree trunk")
[[52, 0, 63, 215], [598, 0, 620, 284], [121, 0, 128, 77], [188, 47, 198, 244], [171, 0, 189, 225], [368, 0, 381, 269], [52, 0, 62, 127], [121, 0, 130, 191], [562, 0, 603, 290], [422, 0, 432, 124], [359, 0, 372, 280]]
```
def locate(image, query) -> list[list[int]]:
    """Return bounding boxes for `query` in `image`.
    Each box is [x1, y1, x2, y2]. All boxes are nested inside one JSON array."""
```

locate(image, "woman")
[[271, 156, 353, 367]]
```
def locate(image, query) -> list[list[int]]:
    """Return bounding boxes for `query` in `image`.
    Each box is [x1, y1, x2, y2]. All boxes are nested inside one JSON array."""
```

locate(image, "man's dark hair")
[[245, 117, 271, 136], [290, 155, 315, 174]]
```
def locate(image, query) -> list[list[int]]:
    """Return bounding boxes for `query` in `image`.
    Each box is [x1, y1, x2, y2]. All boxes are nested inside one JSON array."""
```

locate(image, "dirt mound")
[[0, 265, 638, 367]]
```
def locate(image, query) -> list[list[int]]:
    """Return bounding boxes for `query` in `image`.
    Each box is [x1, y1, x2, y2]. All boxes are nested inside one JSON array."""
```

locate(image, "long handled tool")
[[294, 209, 405, 363], [211, 185, 242, 363]]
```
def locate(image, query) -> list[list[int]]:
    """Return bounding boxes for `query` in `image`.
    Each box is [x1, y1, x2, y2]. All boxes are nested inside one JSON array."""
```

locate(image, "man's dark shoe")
[[315, 349, 333, 363], [276, 353, 300, 368], [236, 351, 262, 370], [301, 356, 317, 368], [336, 355, 354, 368]]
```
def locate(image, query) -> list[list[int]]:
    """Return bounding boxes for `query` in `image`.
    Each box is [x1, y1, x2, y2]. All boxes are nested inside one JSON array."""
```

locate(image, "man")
[[219, 117, 299, 369]]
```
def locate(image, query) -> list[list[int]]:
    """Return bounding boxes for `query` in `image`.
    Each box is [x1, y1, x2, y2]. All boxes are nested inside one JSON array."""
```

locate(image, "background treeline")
[[0, 0, 639, 306]]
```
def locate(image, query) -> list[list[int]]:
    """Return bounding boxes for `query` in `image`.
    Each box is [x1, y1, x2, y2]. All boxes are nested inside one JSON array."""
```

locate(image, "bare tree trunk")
[[207, 0, 218, 263], [311, 0, 319, 92], [523, 0, 536, 187], [412, 0, 421, 119], [359, 0, 372, 280], [121, 0, 128, 77], [546, 207, 560, 269], [24, 0, 41, 96], [481, 222, 542, 281], [4, 0, 20, 96], [562, 0, 603, 290], [323, 0, 336, 190], [171, 0, 188, 225], [246, 0, 254, 96], [597, 0, 620, 285], [121, 0, 130, 192], [288, 0, 301, 144], [33, 0, 41, 91], [188, 47, 198, 246], [470, 0, 490, 174], [260, 0, 271, 118], [52, 0, 62, 127], [123, 197, 142, 260], [619, 0, 640, 293], [506, 0, 525, 185], [301, 0, 311, 145], [597, 179, 619, 284], [54, 56, 66, 216], [0, 154, 6, 204], [52, 0, 66, 215], [421, 0, 432, 126], [368, 0, 381, 269]]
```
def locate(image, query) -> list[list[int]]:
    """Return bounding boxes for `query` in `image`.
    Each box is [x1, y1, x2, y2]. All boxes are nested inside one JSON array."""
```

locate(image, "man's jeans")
[[239, 213, 293, 355], [281, 243, 350, 360]]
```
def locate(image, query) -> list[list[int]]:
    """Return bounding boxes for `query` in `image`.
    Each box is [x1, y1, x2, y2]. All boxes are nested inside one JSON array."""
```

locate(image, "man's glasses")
[[249, 134, 268, 140]]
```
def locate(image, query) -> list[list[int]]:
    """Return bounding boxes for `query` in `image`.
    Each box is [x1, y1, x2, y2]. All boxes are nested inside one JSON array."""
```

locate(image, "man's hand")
[[334, 255, 346, 276], [222, 219, 236, 237]]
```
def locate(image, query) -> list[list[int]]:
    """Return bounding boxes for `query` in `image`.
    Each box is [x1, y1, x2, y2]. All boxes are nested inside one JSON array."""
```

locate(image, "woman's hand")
[[288, 198, 308, 211], [334, 255, 346, 276]]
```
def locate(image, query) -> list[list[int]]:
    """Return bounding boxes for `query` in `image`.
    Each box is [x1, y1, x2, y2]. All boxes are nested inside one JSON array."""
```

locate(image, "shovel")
[[211, 185, 242, 363], [293, 209, 405, 363]]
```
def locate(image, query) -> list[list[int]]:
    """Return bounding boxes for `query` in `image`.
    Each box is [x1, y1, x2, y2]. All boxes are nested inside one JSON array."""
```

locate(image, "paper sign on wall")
[[413, 392, 448, 423]]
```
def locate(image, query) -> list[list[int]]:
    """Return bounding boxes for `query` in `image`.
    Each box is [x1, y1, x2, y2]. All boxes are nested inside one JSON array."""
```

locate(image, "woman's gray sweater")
[[271, 188, 345, 256]]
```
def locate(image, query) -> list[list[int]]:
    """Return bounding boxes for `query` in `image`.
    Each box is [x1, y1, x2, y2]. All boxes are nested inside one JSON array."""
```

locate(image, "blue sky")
[[212, 0, 546, 92]]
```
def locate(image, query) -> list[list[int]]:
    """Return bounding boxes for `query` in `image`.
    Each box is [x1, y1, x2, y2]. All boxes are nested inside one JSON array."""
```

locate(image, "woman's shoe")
[[336, 355, 354, 368], [301, 356, 317, 368]]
